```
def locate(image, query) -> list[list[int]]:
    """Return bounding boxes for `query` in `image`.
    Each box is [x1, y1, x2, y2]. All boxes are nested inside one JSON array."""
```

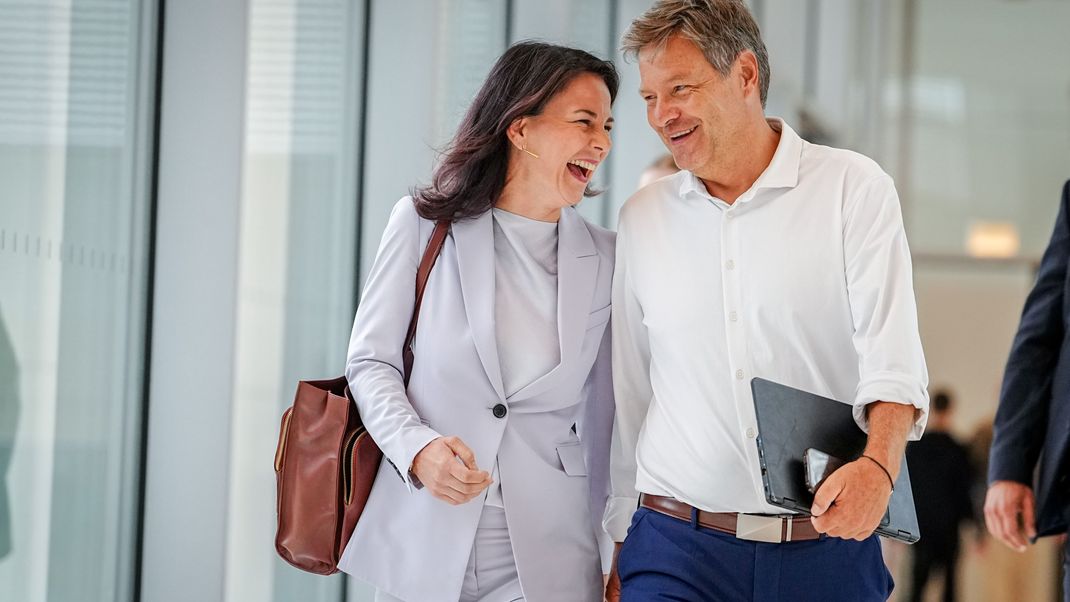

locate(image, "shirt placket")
[[719, 207, 767, 503]]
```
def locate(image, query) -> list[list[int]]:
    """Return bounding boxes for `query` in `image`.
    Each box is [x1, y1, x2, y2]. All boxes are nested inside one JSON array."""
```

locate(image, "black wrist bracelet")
[[861, 454, 895, 492]]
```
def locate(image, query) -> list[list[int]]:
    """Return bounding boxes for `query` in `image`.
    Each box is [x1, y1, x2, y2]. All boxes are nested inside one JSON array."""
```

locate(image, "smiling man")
[[603, 1, 930, 600]]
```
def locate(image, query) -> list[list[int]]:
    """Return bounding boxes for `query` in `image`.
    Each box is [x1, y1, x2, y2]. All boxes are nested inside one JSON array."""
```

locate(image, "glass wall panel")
[[225, 1, 364, 601], [0, 1, 156, 601], [903, 0, 1070, 258], [359, 0, 508, 282]]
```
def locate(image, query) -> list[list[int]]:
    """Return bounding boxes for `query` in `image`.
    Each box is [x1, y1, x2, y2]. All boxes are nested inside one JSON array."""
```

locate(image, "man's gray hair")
[[622, 0, 770, 108]]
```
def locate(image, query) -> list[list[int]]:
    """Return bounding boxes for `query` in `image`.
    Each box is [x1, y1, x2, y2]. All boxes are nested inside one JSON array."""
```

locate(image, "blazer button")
[[492, 403, 507, 419]]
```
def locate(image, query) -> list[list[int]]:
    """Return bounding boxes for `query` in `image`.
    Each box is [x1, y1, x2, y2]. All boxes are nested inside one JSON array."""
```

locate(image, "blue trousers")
[[618, 508, 894, 601]]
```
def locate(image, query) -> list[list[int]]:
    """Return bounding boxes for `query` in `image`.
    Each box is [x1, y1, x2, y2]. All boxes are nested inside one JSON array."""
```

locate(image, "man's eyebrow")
[[638, 76, 703, 95]]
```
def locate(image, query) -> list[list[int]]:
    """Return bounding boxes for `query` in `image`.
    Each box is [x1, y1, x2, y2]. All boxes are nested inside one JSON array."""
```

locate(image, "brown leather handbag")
[[274, 220, 450, 575]]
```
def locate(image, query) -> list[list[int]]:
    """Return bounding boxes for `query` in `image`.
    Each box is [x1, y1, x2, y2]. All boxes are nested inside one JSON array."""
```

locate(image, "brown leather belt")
[[640, 494, 822, 543]]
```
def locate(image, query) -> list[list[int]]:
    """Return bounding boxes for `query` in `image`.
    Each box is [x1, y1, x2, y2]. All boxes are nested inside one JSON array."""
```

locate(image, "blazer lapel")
[[508, 207, 599, 402], [452, 212, 506, 400]]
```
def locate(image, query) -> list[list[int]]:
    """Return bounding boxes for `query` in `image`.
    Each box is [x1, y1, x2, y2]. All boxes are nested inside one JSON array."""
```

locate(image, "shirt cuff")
[[603, 495, 639, 543], [853, 373, 929, 440]]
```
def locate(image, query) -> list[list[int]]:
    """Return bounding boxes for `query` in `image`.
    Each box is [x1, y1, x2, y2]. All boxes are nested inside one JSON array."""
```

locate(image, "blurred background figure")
[[636, 153, 678, 189], [906, 389, 977, 602]]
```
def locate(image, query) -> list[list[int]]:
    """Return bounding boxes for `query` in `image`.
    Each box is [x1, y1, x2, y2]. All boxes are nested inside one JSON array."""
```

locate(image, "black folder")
[[750, 377, 921, 543]]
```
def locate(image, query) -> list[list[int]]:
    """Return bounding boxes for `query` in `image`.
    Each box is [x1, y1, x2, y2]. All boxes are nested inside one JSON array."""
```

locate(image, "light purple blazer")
[[338, 197, 615, 602]]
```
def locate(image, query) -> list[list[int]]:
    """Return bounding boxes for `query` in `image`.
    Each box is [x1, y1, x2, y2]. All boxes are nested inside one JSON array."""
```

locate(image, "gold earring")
[[521, 145, 539, 159]]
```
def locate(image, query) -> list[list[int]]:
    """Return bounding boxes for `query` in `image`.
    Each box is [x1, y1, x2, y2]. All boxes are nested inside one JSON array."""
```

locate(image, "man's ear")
[[735, 50, 761, 101]]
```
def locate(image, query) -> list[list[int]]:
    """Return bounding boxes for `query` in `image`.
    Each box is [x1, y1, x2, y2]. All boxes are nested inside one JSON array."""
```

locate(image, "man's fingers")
[[984, 506, 1008, 547], [1021, 489, 1037, 540], [443, 436, 479, 470], [811, 502, 840, 534], [995, 502, 1026, 551], [810, 476, 843, 517]]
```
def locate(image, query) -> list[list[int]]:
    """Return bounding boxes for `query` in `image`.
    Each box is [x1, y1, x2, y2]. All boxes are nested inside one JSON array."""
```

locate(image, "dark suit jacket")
[[990, 179, 1070, 538]]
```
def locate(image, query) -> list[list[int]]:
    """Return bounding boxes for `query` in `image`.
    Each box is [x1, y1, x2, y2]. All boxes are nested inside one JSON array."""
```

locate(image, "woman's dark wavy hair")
[[413, 41, 619, 221]]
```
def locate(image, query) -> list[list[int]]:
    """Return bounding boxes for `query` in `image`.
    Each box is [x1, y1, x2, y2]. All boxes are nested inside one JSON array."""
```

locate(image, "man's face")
[[638, 35, 743, 177]]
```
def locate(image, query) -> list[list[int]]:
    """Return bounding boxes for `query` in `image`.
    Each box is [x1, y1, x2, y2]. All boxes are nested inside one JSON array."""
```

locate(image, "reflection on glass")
[[225, 1, 363, 601], [0, 1, 154, 601]]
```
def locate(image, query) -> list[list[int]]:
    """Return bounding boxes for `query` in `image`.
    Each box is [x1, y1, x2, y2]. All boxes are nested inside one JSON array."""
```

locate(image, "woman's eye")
[[576, 119, 592, 126]]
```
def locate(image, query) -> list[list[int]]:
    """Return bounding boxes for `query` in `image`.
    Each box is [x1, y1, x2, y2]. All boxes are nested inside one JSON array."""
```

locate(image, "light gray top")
[[487, 207, 560, 507], [492, 207, 561, 395]]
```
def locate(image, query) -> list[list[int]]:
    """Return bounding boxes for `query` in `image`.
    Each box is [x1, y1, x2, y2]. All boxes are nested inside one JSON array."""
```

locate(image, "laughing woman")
[[337, 43, 619, 602]]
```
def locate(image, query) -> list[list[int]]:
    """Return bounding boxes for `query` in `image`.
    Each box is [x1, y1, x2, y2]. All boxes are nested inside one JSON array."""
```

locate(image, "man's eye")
[[576, 119, 592, 126], [672, 85, 689, 95], [642, 95, 656, 103]]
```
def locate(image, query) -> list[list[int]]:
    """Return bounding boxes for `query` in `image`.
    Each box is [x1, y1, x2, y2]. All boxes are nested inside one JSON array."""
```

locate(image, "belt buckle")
[[735, 514, 784, 543]]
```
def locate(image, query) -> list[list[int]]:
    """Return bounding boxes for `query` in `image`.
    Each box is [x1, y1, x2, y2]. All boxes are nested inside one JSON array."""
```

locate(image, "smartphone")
[[804, 448, 847, 493]]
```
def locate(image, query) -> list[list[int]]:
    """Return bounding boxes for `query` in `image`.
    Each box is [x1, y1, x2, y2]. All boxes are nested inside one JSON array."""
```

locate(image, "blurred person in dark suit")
[[986, 179, 1070, 601], [905, 389, 975, 602]]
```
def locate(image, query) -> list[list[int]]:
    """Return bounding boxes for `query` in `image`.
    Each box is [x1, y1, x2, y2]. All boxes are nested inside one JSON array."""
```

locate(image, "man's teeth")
[[670, 126, 697, 139], [567, 159, 596, 172]]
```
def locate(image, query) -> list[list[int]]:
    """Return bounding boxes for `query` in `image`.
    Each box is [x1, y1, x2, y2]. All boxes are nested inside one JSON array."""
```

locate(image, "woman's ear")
[[506, 116, 528, 151]]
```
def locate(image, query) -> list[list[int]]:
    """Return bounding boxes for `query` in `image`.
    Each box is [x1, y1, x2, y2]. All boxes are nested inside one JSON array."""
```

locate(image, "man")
[[905, 390, 975, 602], [985, 179, 1070, 600], [604, 1, 929, 600]]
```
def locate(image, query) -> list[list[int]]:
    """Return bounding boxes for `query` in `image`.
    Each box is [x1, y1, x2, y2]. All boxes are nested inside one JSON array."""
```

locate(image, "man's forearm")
[[862, 401, 917, 479]]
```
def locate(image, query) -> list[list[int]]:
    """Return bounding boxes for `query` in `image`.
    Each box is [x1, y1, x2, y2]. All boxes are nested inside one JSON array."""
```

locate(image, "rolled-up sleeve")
[[842, 174, 930, 439], [602, 213, 655, 542], [346, 197, 442, 491]]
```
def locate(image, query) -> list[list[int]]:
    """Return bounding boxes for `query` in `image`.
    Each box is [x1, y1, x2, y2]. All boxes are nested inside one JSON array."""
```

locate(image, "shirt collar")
[[677, 117, 803, 203]]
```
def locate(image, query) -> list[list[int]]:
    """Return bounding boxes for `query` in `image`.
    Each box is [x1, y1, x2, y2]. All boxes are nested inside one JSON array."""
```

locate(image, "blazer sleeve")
[[577, 321, 615, 573], [989, 180, 1070, 485], [345, 197, 442, 492]]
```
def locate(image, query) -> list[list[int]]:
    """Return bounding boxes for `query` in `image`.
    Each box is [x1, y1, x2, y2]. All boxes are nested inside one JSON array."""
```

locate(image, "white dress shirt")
[[603, 118, 929, 542]]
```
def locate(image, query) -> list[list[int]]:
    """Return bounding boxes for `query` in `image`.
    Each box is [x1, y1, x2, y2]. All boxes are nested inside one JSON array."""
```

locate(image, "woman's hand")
[[411, 436, 493, 505]]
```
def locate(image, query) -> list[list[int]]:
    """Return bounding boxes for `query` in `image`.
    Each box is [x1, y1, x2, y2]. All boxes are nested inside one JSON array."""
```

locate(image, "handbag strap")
[[402, 219, 450, 384]]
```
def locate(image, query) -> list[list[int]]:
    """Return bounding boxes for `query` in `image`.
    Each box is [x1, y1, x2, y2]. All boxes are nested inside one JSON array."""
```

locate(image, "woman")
[[338, 42, 618, 602]]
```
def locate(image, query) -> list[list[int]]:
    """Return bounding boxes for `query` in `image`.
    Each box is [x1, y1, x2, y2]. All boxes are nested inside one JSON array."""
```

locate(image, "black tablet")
[[750, 377, 921, 543]]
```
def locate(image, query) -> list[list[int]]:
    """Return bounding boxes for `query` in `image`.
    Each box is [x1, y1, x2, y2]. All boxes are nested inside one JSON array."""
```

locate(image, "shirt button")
[[746, 427, 757, 439], [726, 260, 735, 270], [729, 311, 738, 322], [492, 403, 507, 419], [735, 369, 744, 380]]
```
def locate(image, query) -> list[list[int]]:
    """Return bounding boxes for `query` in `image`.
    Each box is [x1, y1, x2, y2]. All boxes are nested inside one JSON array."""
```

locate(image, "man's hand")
[[604, 542, 623, 602], [810, 457, 893, 540], [411, 436, 492, 505], [984, 480, 1036, 552]]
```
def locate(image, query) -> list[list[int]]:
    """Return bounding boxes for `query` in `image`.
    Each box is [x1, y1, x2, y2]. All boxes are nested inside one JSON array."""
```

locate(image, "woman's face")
[[508, 73, 614, 207]]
